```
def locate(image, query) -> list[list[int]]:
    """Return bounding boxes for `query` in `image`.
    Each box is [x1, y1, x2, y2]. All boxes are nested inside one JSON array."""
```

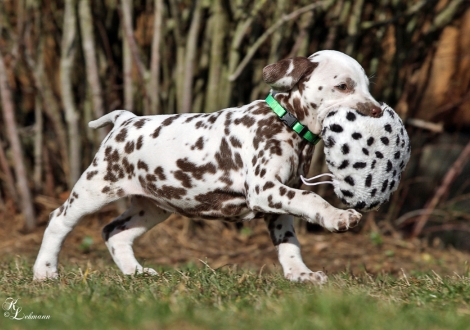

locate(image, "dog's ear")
[[263, 57, 318, 92]]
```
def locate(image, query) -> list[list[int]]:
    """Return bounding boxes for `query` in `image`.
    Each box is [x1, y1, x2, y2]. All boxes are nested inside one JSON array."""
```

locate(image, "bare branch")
[[60, 0, 81, 187], [412, 140, 470, 238], [79, 0, 106, 140], [0, 49, 36, 230], [149, 0, 163, 114], [229, 2, 326, 81]]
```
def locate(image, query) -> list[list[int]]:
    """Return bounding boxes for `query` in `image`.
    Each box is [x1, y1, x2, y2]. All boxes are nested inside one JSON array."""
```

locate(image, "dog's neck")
[[272, 90, 322, 135]]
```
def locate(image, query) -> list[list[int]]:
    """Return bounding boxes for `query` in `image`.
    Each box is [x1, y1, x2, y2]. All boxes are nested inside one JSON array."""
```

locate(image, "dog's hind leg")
[[265, 214, 327, 284], [33, 170, 124, 280], [102, 196, 170, 275]]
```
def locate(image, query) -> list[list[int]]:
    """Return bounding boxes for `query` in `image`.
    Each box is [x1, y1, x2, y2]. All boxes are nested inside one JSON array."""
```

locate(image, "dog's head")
[[263, 50, 382, 134]]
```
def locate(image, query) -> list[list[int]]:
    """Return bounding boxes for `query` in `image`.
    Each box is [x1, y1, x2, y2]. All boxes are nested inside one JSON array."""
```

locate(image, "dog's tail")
[[88, 110, 136, 129]]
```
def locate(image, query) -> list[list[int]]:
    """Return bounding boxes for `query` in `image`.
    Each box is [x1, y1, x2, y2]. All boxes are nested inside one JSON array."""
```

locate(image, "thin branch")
[[412, 139, 470, 238], [0, 49, 36, 230], [229, 2, 325, 81], [149, 0, 163, 114], [60, 0, 81, 187], [79, 0, 106, 140], [181, 0, 202, 113]]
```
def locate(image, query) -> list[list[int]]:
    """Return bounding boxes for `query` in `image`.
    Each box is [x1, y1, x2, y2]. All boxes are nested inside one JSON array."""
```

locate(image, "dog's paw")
[[324, 208, 362, 232], [285, 270, 328, 285], [141, 267, 158, 276], [33, 269, 58, 281]]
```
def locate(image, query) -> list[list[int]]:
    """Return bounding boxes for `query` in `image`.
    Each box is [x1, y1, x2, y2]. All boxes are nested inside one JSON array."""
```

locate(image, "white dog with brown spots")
[[34, 50, 382, 283]]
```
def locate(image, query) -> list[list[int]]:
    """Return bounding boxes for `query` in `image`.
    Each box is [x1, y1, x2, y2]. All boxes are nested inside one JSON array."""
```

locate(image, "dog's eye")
[[335, 84, 348, 91]]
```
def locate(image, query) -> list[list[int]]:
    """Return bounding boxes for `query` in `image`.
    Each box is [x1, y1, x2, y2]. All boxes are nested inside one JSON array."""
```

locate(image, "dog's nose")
[[370, 104, 382, 118]]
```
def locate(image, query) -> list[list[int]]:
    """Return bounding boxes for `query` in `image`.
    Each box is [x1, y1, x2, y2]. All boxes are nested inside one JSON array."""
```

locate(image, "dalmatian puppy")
[[34, 50, 384, 283]]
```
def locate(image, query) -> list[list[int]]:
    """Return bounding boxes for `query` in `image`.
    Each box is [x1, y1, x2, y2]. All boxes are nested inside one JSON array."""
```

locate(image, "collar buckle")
[[265, 94, 321, 145]]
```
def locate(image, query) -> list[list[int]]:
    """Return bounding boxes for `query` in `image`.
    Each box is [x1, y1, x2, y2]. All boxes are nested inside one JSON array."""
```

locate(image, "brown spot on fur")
[[87, 171, 98, 180], [174, 170, 193, 188], [287, 191, 296, 200], [151, 127, 162, 139], [137, 160, 149, 171], [124, 141, 135, 153], [115, 128, 128, 142], [162, 116, 177, 126], [263, 181, 275, 191], [154, 166, 166, 180], [122, 157, 135, 177], [134, 118, 147, 129], [230, 136, 242, 148], [234, 116, 255, 127], [192, 137, 204, 150], [267, 195, 282, 209], [176, 159, 216, 180], [136, 136, 144, 150]]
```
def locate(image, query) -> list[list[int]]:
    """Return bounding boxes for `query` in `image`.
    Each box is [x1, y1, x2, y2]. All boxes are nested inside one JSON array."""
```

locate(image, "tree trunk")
[[181, 0, 202, 113], [122, 0, 134, 111], [79, 0, 106, 140], [149, 0, 163, 114], [0, 50, 36, 230], [60, 0, 81, 187]]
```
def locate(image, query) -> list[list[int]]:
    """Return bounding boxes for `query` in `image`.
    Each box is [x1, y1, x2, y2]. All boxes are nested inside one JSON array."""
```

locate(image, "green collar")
[[265, 94, 321, 145]]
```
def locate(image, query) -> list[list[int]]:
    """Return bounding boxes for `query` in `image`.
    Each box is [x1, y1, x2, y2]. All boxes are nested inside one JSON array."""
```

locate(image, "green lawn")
[[1, 259, 469, 330]]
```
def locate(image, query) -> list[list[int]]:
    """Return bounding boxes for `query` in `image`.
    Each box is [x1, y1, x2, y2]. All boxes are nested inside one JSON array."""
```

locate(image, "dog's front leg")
[[248, 181, 362, 232], [265, 214, 327, 284]]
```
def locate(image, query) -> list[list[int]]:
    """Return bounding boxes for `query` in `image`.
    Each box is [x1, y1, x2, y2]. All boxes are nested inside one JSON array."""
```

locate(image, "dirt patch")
[[1, 206, 469, 277]]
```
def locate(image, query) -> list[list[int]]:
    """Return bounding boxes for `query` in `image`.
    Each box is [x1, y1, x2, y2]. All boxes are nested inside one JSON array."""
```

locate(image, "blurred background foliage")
[[0, 0, 469, 248]]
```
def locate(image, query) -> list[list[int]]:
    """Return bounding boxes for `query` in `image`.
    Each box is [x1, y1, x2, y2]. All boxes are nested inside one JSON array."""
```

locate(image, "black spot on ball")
[[381, 137, 389, 145], [381, 180, 389, 193], [353, 162, 367, 169], [327, 110, 337, 118], [386, 160, 392, 172], [346, 112, 356, 121], [387, 109, 395, 118], [352, 132, 362, 140], [370, 188, 377, 197], [355, 201, 366, 209], [375, 151, 384, 159], [384, 124, 392, 133], [324, 136, 336, 148], [394, 151, 401, 159], [330, 124, 343, 133], [365, 174, 372, 187], [367, 137, 374, 146], [389, 180, 395, 190], [371, 160, 376, 169], [341, 144, 350, 155], [338, 160, 349, 169], [341, 190, 354, 198], [362, 148, 369, 155], [345, 176, 355, 186]]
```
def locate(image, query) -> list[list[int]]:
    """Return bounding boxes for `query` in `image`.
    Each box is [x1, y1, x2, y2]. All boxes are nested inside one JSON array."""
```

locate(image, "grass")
[[1, 258, 470, 330]]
